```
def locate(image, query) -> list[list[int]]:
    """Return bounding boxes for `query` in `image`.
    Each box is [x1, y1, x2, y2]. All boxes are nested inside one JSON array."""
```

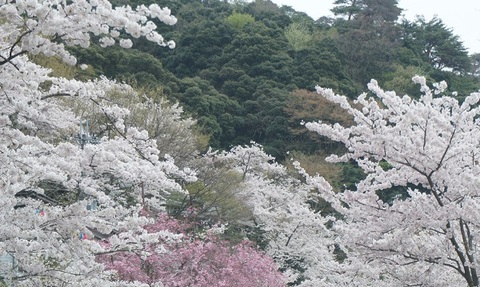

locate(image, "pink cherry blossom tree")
[[305, 77, 480, 286], [99, 213, 286, 287]]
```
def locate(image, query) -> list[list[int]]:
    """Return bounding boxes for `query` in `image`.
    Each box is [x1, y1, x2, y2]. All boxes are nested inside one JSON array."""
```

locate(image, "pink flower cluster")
[[98, 214, 285, 287]]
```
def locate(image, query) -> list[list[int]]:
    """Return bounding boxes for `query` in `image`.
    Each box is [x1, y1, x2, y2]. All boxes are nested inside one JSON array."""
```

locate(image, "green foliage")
[[379, 159, 393, 171], [71, 45, 178, 91], [361, 0, 402, 22], [335, 24, 400, 84], [331, 0, 363, 20], [30, 54, 96, 81], [175, 76, 242, 148], [248, 0, 282, 17], [284, 22, 313, 52], [337, 161, 366, 191], [30, 54, 77, 79], [240, 84, 291, 158], [332, 0, 403, 84], [225, 12, 255, 30], [469, 53, 480, 76], [402, 17, 470, 73], [289, 36, 356, 94], [220, 21, 291, 72], [429, 69, 480, 101], [375, 185, 410, 205], [164, 18, 233, 78], [185, 171, 251, 223], [332, 0, 402, 22], [383, 64, 429, 98], [166, 161, 254, 239]]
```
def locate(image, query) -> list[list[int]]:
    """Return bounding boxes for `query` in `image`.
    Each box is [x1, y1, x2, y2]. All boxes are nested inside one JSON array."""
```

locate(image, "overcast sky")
[[269, 0, 480, 54]]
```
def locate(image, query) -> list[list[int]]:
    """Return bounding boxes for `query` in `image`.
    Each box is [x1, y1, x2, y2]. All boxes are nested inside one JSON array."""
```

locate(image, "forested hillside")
[[71, 0, 480, 161]]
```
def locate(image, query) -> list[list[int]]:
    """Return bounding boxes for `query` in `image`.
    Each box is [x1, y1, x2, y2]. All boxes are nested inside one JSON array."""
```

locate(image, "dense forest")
[[68, 0, 480, 182]]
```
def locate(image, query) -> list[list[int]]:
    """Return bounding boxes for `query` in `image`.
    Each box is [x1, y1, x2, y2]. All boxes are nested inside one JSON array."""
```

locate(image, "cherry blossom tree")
[[64, 86, 205, 168], [206, 143, 346, 286], [0, 0, 193, 286], [0, 0, 176, 66], [99, 213, 286, 287], [305, 77, 480, 286]]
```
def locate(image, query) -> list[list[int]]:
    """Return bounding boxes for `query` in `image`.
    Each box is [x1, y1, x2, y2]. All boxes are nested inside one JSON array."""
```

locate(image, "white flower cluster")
[[0, 0, 177, 67], [306, 76, 480, 286], [0, 1, 186, 286]]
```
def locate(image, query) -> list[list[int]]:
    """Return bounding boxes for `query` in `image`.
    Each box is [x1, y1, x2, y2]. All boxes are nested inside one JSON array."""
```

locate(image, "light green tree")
[[225, 12, 255, 30], [284, 22, 313, 52]]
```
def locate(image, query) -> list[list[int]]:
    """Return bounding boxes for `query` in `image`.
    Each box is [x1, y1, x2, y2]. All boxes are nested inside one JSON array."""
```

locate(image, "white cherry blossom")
[[306, 77, 480, 286]]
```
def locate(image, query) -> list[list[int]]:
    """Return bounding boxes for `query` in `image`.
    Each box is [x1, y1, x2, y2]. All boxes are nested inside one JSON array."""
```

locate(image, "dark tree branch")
[[40, 92, 74, 100]]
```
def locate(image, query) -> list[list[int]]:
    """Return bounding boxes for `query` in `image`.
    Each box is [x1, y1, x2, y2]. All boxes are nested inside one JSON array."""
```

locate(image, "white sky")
[[270, 0, 480, 54]]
